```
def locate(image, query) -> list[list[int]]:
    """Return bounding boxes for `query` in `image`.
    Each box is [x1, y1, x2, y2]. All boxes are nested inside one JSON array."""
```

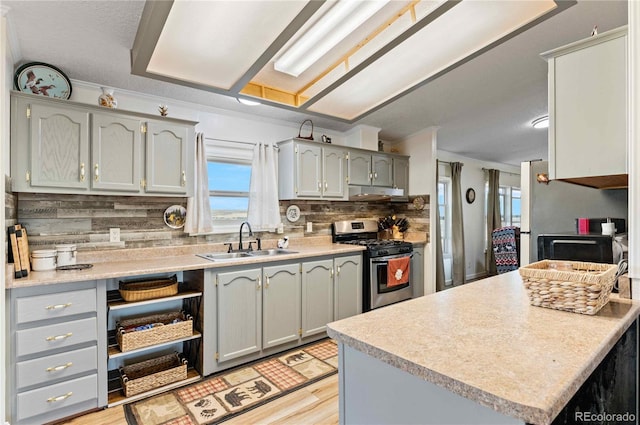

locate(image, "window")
[[438, 179, 452, 255], [499, 186, 521, 227], [207, 160, 252, 229]]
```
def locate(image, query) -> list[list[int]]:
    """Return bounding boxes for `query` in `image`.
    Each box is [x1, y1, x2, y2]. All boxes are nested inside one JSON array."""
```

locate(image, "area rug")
[[124, 339, 338, 425]]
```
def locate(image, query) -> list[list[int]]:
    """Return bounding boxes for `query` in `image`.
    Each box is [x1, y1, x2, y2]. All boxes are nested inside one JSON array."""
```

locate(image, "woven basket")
[[117, 311, 193, 352], [120, 352, 187, 397], [519, 260, 618, 315], [119, 275, 178, 302]]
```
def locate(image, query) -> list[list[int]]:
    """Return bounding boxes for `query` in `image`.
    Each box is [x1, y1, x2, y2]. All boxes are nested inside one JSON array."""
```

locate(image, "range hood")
[[348, 186, 407, 202]]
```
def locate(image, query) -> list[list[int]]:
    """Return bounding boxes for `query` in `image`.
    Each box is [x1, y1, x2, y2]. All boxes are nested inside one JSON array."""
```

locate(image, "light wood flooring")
[[61, 375, 339, 425]]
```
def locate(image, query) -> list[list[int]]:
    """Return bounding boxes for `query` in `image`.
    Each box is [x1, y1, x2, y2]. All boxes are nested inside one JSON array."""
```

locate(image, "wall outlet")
[[306, 222, 313, 232], [109, 228, 120, 243]]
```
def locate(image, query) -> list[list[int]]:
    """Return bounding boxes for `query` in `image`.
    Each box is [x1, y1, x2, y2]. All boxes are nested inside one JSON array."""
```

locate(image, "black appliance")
[[537, 234, 614, 263], [332, 220, 413, 311]]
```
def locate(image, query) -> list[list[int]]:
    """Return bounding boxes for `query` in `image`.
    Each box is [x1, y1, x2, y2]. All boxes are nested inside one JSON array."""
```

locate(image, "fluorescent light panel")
[[307, 0, 557, 120], [275, 0, 390, 77]]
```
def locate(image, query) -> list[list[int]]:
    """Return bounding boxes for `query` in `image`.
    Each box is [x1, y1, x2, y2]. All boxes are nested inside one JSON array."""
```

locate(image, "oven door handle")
[[371, 253, 414, 264]]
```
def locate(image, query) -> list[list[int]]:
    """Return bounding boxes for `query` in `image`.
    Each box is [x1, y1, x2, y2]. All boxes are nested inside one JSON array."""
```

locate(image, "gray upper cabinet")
[[91, 113, 142, 192], [334, 255, 362, 321], [16, 100, 90, 191], [542, 26, 627, 189], [347, 150, 407, 188], [301, 259, 334, 337], [145, 121, 190, 194], [10, 92, 196, 196], [348, 151, 373, 186], [217, 268, 263, 363], [371, 154, 393, 187], [393, 157, 409, 192], [278, 138, 347, 200]]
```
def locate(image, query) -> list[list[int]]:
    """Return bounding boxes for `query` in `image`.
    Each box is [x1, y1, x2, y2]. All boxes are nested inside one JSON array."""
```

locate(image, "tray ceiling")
[[132, 0, 569, 123]]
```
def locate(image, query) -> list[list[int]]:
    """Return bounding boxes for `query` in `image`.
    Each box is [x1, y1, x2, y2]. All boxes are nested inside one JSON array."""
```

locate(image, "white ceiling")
[[3, 0, 628, 166]]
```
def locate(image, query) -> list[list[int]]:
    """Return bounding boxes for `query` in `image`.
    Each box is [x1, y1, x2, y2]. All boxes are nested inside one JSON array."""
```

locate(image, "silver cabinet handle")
[[47, 362, 73, 372], [257, 275, 262, 290], [337, 266, 341, 275], [94, 163, 99, 181], [317, 181, 321, 190], [47, 392, 73, 403], [374, 172, 378, 179], [80, 163, 85, 182], [266, 276, 270, 289], [324, 181, 328, 190], [331, 268, 334, 278], [46, 332, 73, 342], [46, 303, 72, 310], [181, 170, 186, 187]]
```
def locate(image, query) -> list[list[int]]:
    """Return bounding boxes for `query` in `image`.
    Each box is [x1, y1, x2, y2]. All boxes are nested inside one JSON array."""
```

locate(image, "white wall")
[[390, 127, 438, 294], [629, 2, 640, 297], [437, 151, 520, 280]]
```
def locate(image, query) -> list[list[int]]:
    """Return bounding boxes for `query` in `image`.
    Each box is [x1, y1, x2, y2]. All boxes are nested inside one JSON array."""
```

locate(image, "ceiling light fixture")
[[532, 116, 549, 129], [274, 0, 390, 77], [237, 97, 261, 106]]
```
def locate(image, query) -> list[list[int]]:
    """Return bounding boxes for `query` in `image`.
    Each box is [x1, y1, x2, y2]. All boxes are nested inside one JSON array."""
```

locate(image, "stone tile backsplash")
[[11, 192, 429, 251]]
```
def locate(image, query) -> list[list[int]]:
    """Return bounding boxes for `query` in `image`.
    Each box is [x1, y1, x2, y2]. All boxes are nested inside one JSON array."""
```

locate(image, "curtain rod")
[[206, 137, 279, 149], [481, 167, 519, 176], [437, 160, 464, 166]]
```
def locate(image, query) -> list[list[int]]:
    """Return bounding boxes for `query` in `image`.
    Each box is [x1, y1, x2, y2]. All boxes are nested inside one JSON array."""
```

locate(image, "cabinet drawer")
[[15, 288, 96, 325], [16, 374, 98, 422], [16, 317, 97, 357], [16, 346, 98, 390]]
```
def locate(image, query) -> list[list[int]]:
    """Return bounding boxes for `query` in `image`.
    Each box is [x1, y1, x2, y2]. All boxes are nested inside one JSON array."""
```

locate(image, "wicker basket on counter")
[[519, 260, 618, 315], [119, 352, 187, 397], [116, 311, 193, 352], [119, 275, 178, 302]]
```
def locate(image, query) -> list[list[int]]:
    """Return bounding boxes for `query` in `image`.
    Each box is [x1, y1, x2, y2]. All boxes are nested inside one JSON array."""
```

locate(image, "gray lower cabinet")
[[301, 259, 334, 337], [6, 280, 107, 425], [263, 263, 302, 349], [334, 255, 362, 321], [217, 268, 263, 363], [204, 254, 362, 376], [10, 91, 196, 196], [411, 246, 425, 298]]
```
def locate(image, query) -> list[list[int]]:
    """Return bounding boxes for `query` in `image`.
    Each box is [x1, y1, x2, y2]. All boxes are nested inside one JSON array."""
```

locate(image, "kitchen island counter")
[[6, 241, 364, 289], [327, 271, 640, 425]]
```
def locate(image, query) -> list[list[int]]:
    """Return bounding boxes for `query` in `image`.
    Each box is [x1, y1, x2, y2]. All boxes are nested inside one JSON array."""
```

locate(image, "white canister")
[[56, 244, 77, 267], [31, 249, 57, 271]]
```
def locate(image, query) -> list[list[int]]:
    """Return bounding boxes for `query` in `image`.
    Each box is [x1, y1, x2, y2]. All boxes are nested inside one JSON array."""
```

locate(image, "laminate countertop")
[[326, 271, 640, 425], [6, 241, 364, 289]]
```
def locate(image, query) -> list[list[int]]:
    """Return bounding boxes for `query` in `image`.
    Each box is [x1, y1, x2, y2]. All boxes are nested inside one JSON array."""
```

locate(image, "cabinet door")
[[145, 121, 189, 194], [301, 259, 334, 337], [263, 264, 301, 349], [334, 255, 362, 321], [372, 154, 393, 187], [91, 113, 142, 192], [550, 32, 627, 179], [295, 143, 322, 197], [217, 269, 262, 362], [322, 146, 347, 199], [411, 247, 424, 298], [393, 157, 409, 192], [29, 102, 90, 190], [348, 152, 371, 186]]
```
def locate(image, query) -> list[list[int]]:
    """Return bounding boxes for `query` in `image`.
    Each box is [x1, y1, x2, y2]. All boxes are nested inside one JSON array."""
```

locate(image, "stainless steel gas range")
[[332, 219, 414, 311]]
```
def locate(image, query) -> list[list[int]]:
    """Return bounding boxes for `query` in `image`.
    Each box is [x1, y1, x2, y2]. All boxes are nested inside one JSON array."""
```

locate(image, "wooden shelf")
[[107, 367, 201, 407], [107, 289, 202, 311], [107, 330, 202, 359]]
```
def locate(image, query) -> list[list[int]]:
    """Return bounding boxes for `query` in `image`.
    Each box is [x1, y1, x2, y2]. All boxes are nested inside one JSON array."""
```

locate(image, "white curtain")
[[247, 143, 280, 231], [184, 132, 213, 235]]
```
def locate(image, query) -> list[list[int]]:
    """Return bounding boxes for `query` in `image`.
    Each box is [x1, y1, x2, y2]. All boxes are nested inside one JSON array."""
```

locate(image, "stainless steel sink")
[[248, 249, 298, 257], [197, 252, 252, 261], [197, 249, 297, 262]]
